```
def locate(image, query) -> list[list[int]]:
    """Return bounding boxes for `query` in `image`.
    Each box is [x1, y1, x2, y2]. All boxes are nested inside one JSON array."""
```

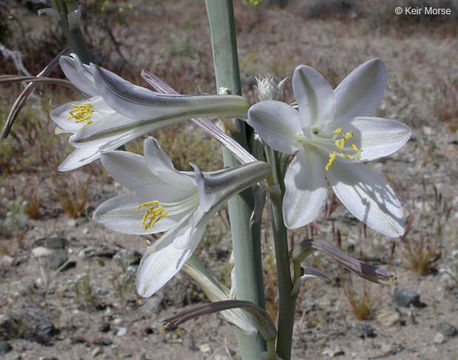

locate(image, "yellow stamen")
[[67, 104, 94, 126], [325, 152, 337, 172], [136, 201, 168, 230], [333, 128, 343, 135], [326, 128, 362, 171], [351, 144, 361, 153], [335, 138, 345, 150]]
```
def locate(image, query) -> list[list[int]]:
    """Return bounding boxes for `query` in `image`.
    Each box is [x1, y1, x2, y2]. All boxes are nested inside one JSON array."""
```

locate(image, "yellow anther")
[[333, 128, 343, 135], [67, 104, 94, 126], [136, 201, 168, 230], [325, 152, 337, 172], [343, 131, 354, 140], [351, 144, 361, 153], [341, 153, 361, 161], [335, 138, 345, 150]]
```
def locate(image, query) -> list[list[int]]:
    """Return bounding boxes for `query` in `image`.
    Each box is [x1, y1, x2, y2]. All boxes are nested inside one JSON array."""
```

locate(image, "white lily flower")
[[247, 59, 411, 237], [50, 53, 250, 171], [93, 137, 270, 297]]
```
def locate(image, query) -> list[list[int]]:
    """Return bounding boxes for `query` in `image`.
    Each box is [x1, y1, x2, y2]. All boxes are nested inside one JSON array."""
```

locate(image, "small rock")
[[91, 347, 102, 357], [380, 343, 392, 354], [322, 346, 345, 357], [36, 321, 58, 336], [113, 318, 122, 325], [376, 309, 400, 327], [357, 322, 377, 339], [32, 237, 68, 249], [47, 249, 69, 270], [393, 288, 421, 307], [0, 255, 14, 268], [117, 327, 127, 336], [436, 322, 457, 337], [0, 341, 12, 355], [199, 344, 211, 353], [99, 322, 110, 333], [32, 247, 53, 258], [433, 332, 445, 344], [422, 126, 434, 136]]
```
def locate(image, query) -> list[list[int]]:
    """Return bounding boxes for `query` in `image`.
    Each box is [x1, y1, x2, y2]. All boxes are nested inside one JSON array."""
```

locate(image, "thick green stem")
[[267, 149, 298, 360], [205, 0, 266, 358]]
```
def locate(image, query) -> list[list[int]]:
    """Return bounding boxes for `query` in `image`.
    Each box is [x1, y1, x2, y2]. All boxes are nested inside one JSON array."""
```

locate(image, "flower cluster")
[[53, 54, 410, 298]]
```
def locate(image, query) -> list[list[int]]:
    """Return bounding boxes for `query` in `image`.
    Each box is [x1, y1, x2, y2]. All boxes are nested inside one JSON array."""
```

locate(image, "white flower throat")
[[67, 103, 94, 126], [137, 201, 168, 230], [295, 127, 362, 171], [136, 192, 199, 231]]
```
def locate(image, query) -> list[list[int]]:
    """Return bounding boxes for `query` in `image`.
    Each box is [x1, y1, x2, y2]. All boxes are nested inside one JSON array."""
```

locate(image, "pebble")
[[393, 288, 421, 307], [32, 247, 54, 258], [357, 322, 377, 339], [436, 321, 457, 337], [36, 320, 58, 336], [117, 327, 127, 336], [376, 309, 400, 327], [0, 255, 14, 267], [47, 249, 69, 270], [0, 341, 12, 355], [113, 318, 122, 325], [322, 346, 345, 357], [199, 344, 211, 353], [32, 237, 68, 249], [380, 343, 392, 354], [91, 347, 102, 357], [433, 332, 445, 344], [99, 322, 111, 333]]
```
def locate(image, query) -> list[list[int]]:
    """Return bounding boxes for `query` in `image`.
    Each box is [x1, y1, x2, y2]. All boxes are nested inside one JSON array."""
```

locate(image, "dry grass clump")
[[397, 184, 452, 275], [432, 77, 458, 132], [344, 279, 379, 320], [53, 173, 92, 219], [23, 187, 41, 220]]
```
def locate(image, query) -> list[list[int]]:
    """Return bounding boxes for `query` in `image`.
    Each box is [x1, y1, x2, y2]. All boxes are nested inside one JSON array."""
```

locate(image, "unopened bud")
[[255, 74, 287, 101]]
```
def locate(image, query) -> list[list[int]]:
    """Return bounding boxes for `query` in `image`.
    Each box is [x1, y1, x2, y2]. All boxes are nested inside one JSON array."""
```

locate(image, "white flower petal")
[[334, 59, 386, 124], [247, 100, 301, 154], [50, 96, 112, 133], [283, 151, 328, 228], [100, 150, 157, 189], [292, 65, 335, 128], [136, 222, 207, 298], [327, 161, 404, 237], [60, 54, 98, 96], [92, 65, 250, 122], [143, 137, 196, 192], [101, 150, 197, 201], [69, 111, 180, 147], [346, 117, 412, 161], [58, 145, 101, 171], [93, 192, 189, 235]]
